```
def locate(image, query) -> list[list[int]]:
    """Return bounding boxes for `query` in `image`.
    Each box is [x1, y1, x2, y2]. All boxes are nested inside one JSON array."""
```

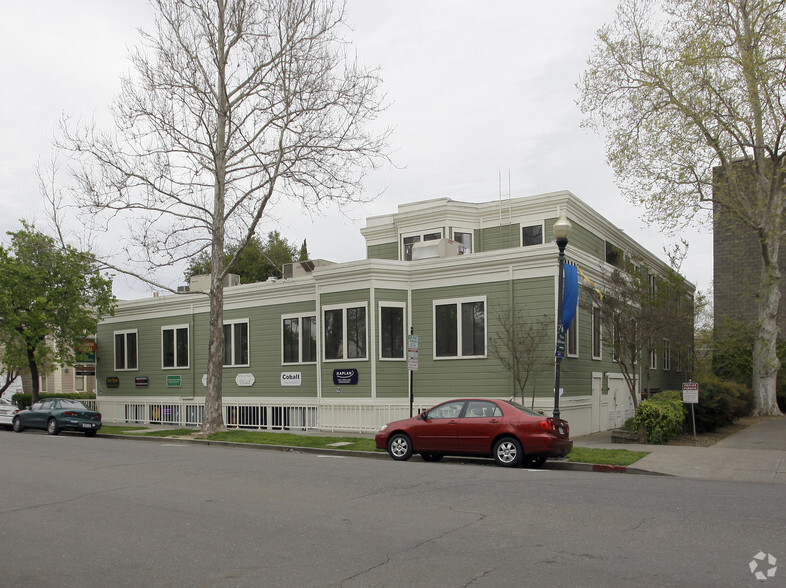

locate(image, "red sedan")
[[375, 398, 572, 467]]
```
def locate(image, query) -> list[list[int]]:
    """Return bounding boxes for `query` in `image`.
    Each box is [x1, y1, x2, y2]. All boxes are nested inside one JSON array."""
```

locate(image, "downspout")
[[315, 278, 322, 403], [370, 281, 376, 399]]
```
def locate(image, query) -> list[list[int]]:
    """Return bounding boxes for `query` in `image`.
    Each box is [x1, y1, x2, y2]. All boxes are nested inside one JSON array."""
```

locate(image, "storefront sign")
[[166, 375, 182, 388], [106, 376, 119, 389], [235, 373, 255, 387], [135, 376, 149, 388], [281, 372, 302, 386], [333, 369, 358, 385]]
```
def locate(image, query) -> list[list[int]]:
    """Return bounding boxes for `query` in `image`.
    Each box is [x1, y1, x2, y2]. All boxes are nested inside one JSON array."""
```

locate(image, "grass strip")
[[107, 427, 379, 452], [101, 427, 648, 465], [567, 446, 649, 467]]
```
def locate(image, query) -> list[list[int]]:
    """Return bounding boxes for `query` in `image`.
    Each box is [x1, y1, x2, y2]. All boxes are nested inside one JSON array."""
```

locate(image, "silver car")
[[0, 398, 19, 430]]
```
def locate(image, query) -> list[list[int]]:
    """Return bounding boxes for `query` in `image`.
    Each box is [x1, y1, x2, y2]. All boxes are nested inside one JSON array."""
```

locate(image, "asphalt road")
[[1, 431, 783, 587]]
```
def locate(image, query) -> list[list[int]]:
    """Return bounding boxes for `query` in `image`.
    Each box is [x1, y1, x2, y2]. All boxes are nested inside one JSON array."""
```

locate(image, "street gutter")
[[98, 432, 669, 475]]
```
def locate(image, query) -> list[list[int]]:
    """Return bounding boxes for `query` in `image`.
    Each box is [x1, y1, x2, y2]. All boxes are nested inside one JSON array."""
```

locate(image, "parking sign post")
[[682, 381, 699, 438], [408, 329, 418, 417]]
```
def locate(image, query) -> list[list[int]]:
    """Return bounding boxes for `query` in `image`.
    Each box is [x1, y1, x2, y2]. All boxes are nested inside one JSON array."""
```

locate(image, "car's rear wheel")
[[12, 416, 23, 433], [47, 418, 60, 436], [387, 433, 413, 461], [524, 456, 547, 468], [493, 437, 523, 467], [421, 452, 443, 462], [84, 429, 97, 437]]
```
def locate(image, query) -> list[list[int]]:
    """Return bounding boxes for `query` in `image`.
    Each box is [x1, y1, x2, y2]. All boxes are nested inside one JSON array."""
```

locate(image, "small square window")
[[522, 225, 543, 246]]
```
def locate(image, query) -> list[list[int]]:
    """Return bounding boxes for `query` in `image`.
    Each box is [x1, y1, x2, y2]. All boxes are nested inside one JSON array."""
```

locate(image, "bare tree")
[[52, 0, 389, 433], [488, 307, 552, 408], [584, 255, 694, 410], [579, 0, 785, 415]]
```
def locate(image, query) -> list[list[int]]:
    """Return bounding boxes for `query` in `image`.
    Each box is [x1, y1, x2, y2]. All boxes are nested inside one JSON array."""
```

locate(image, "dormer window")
[[522, 224, 543, 246], [453, 231, 473, 254]]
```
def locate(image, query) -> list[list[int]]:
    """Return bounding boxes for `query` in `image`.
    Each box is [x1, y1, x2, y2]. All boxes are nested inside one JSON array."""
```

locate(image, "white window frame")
[[521, 222, 545, 247], [591, 306, 602, 360], [379, 301, 406, 361], [114, 329, 138, 371], [223, 319, 250, 368], [433, 296, 487, 359], [322, 302, 369, 362], [281, 312, 318, 365], [401, 229, 444, 260], [649, 344, 658, 370], [452, 229, 473, 254], [161, 324, 190, 370]]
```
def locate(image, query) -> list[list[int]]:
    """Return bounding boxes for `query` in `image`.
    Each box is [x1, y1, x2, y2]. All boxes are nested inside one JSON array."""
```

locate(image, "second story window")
[[114, 330, 138, 371], [162, 325, 189, 369], [324, 304, 367, 360], [223, 320, 249, 367], [282, 314, 317, 364]]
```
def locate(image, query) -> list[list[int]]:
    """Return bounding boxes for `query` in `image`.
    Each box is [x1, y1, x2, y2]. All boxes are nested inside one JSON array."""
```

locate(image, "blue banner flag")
[[561, 264, 578, 331]]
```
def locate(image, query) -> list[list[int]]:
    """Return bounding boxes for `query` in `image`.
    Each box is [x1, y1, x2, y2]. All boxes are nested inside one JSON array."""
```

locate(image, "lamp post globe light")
[[552, 211, 572, 420]]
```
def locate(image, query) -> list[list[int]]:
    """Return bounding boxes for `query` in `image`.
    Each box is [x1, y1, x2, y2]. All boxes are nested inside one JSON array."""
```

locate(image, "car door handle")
[[489, 419, 500, 424], [449, 420, 459, 425]]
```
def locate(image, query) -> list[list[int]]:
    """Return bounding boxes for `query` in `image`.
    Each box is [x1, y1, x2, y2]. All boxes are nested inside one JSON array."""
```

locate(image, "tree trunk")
[[201, 0, 229, 435], [202, 272, 226, 433], [752, 236, 783, 415], [27, 347, 40, 405]]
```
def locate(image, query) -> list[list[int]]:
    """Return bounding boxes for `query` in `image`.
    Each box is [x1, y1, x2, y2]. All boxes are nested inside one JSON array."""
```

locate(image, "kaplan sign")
[[332, 369, 358, 385]]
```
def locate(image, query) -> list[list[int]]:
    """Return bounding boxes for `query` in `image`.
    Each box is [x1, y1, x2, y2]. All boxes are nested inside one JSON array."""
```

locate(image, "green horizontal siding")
[[367, 242, 398, 260]]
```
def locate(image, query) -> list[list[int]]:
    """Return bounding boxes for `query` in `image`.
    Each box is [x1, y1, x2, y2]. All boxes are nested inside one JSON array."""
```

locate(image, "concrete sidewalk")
[[572, 416, 786, 483]]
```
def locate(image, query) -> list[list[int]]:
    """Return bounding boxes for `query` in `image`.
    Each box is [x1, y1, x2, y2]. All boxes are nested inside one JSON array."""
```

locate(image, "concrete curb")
[[98, 432, 666, 475]]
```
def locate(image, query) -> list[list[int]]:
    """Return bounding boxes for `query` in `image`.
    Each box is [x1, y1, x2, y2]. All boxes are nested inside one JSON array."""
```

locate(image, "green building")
[[95, 191, 692, 436]]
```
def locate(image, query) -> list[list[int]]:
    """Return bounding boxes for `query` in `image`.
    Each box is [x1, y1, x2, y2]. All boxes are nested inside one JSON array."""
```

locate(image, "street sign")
[[555, 329, 566, 358], [682, 382, 699, 404], [407, 334, 419, 371]]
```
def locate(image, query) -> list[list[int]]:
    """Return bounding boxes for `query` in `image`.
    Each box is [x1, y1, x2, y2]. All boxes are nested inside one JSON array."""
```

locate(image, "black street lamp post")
[[552, 211, 572, 420]]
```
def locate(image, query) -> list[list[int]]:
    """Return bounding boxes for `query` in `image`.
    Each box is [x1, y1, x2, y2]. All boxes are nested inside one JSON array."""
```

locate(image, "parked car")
[[12, 398, 102, 437], [375, 398, 572, 467], [0, 397, 19, 430]]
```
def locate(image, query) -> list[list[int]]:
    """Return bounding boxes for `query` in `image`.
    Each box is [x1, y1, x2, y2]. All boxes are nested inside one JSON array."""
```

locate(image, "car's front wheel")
[[47, 418, 60, 436], [387, 433, 413, 461], [12, 416, 24, 433], [493, 437, 523, 467], [421, 452, 443, 462]]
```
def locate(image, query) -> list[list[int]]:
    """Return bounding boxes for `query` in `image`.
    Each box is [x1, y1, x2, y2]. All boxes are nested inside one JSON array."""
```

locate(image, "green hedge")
[[633, 391, 685, 444], [11, 392, 96, 410]]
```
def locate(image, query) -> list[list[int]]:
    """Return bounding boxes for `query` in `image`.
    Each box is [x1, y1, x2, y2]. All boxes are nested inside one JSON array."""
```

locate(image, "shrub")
[[633, 391, 685, 444], [11, 392, 96, 410], [689, 377, 752, 433]]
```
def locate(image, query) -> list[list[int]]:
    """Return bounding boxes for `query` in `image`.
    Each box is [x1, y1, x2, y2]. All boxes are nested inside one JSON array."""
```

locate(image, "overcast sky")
[[0, 0, 713, 300]]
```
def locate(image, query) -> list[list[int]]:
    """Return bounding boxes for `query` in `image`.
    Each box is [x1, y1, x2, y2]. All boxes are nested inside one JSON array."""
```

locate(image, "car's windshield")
[[504, 400, 545, 417]]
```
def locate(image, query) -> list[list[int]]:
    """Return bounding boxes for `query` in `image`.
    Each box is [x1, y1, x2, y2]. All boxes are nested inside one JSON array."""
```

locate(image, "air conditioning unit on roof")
[[410, 238, 462, 260]]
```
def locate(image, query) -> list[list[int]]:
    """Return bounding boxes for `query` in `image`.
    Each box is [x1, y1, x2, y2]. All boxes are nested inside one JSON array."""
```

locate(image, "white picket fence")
[[95, 398, 427, 433]]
